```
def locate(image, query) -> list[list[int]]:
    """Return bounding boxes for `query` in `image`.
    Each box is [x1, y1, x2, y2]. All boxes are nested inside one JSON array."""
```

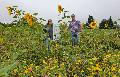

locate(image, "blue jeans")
[[71, 32, 79, 46]]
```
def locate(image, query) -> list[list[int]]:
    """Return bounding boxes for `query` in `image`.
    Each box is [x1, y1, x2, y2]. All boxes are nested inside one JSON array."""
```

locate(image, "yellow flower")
[[28, 19, 33, 27], [78, 60, 81, 63], [24, 69, 29, 74], [92, 72, 95, 75], [24, 13, 31, 20], [60, 62, 64, 68], [92, 65, 101, 71], [55, 43, 60, 50], [13, 69, 18, 73], [106, 54, 111, 58], [43, 60, 47, 65], [95, 67, 101, 71], [58, 5, 63, 13], [7, 6, 13, 15], [96, 64, 100, 67], [76, 59, 81, 64], [89, 21, 97, 29], [113, 74, 117, 77], [87, 76, 93, 77], [111, 66, 116, 71], [30, 64, 33, 67], [24, 67, 32, 74], [28, 67, 32, 72], [58, 74, 62, 77], [35, 66, 39, 69], [81, 70, 84, 73], [24, 13, 33, 27], [118, 69, 120, 73], [55, 74, 62, 77], [24, 66, 27, 69], [74, 74, 79, 77]]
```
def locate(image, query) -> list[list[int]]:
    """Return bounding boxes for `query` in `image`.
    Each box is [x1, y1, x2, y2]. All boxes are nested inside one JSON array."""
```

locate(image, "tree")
[[108, 16, 114, 29], [88, 15, 94, 24], [86, 15, 95, 29], [99, 19, 108, 29]]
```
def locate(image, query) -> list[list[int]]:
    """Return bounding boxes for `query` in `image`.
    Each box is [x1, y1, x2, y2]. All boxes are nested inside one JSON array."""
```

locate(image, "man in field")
[[69, 14, 82, 46]]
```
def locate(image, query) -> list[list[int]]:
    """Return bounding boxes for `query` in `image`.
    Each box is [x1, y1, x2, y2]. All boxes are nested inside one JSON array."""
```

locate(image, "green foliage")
[[0, 62, 18, 77], [0, 21, 120, 77]]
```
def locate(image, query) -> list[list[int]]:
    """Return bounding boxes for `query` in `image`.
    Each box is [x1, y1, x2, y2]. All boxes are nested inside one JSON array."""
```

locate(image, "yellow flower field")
[[0, 5, 120, 77]]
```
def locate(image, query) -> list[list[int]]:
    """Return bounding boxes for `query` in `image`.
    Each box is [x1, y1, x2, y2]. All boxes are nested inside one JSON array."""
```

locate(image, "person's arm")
[[80, 22, 82, 32]]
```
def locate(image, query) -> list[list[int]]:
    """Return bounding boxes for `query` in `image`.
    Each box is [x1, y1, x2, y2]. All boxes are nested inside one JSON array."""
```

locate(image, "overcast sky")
[[0, 0, 120, 23]]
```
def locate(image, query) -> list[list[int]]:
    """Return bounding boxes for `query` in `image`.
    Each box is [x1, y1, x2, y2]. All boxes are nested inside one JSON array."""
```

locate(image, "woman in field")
[[69, 14, 82, 46], [45, 19, 53, 40], [44, 19, 53, 51]]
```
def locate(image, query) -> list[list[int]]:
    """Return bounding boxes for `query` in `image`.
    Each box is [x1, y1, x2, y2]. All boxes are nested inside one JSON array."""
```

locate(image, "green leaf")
[[67, 16, 70, 18], [33, 13, 38, 16], [12, 6, 18, 7], [13, 15, 17, 18], [0, 62, 18, 77]]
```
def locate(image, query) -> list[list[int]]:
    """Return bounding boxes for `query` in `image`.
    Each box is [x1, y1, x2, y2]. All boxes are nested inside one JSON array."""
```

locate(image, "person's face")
[[71, 16, 75, 21], [48, 20, 52, 25]]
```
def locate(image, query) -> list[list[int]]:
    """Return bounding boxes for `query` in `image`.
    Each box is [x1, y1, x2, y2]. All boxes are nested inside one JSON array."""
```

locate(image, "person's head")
[[71, 14, 75, 21], [47, 19, 53, 26]]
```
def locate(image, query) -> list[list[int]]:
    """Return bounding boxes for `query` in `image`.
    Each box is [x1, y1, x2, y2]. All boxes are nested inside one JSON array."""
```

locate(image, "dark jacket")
[[45, 24, 53, 40]]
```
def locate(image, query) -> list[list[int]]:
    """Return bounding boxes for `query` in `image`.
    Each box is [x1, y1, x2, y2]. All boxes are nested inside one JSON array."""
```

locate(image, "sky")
[[0, 0, 120, 23]]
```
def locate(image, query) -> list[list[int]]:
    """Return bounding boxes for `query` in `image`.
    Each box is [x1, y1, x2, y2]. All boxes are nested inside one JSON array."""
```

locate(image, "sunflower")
[[24, 13, 33, 27], [55, 73, 62, 77], [28, 19, 33, 27], [24, 13, 30, 20], [58, 5, 63, 13], [89, 21, 97, 29], [7, 6, 13, 15]]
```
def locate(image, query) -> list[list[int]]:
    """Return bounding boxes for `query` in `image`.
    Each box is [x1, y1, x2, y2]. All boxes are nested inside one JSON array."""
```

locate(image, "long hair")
[[46, 19, 53, 27]]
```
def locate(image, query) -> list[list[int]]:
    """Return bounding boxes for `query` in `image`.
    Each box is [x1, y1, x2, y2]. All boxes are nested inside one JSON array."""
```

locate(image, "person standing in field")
[[44, 19, 53, 51], [45, 19, 53, 40], [69, 14, 82, 46]]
